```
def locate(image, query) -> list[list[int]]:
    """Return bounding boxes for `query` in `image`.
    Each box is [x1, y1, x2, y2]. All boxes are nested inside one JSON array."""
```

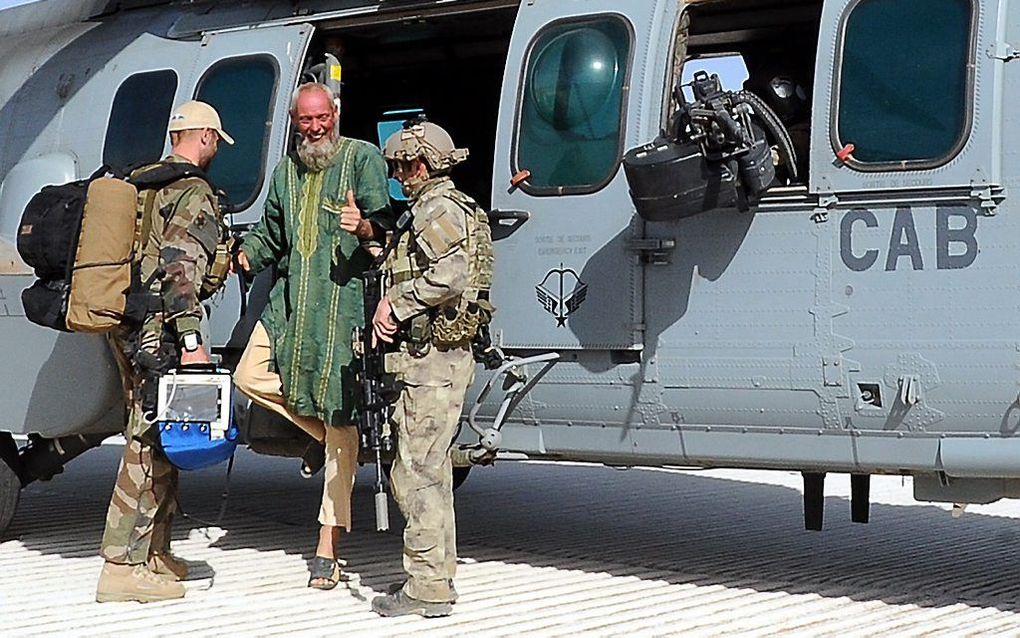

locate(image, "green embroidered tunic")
[[242, 138, 391, 425]]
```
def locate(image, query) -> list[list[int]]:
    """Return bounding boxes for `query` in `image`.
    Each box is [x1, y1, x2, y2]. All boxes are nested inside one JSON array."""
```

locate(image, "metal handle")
[[487, 209, 530, 224], [468, 352, 560, 438]]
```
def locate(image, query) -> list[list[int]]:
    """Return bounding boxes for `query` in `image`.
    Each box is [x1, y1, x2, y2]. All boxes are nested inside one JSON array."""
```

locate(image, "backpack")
[[429, 188, 495, 345], [17, 162, 209, 333]]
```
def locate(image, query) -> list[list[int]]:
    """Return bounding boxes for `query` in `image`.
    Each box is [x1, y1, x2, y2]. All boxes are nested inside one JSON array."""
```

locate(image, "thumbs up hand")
[[339, 189, 365, 235]]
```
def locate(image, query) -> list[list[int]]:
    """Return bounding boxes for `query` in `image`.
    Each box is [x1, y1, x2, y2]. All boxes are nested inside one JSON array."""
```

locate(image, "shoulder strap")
[[443, 188, 481, 215], [132, 161, 212, 255], [130, 161, 211, 191], [137, 189, 160, 255], [374, 209, 414, 268]]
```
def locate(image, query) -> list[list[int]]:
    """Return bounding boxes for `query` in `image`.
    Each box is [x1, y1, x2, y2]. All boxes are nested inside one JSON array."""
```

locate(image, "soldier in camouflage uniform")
[[371, 120, 490, 618], [96, 101, 233, 603]]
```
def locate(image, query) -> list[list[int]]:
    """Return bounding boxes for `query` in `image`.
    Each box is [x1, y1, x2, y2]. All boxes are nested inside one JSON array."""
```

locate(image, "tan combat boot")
[[95, 562, 185, 603], [149, 552, 189, 581]]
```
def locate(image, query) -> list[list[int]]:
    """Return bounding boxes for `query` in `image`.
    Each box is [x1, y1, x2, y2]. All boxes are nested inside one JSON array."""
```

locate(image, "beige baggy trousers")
[[234, 322, 359, 531]]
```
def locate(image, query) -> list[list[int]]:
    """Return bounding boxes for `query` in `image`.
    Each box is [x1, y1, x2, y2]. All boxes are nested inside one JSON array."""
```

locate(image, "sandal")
[[308, 556, 341, 590]]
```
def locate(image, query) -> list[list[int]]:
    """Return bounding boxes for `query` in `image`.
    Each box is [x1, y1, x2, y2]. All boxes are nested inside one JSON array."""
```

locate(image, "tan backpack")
[[18, 163, 210, 333]]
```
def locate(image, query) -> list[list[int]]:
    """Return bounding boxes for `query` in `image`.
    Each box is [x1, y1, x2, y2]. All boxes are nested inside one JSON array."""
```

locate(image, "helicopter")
[[0, 0, 1015, 537]]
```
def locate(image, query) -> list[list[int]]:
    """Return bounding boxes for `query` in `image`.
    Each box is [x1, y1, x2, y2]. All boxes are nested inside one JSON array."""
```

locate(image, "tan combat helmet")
[[383, 120, 468, 172]]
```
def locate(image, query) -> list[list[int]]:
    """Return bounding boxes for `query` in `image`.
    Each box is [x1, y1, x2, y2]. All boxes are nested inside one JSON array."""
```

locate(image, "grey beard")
[[296, 136, 341, 172]]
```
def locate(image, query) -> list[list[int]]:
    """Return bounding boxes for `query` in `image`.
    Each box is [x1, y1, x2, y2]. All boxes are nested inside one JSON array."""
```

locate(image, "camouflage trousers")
[[389, 343, 475, 603], [99, 330, 180, 565], [99, 438, 179, 565]]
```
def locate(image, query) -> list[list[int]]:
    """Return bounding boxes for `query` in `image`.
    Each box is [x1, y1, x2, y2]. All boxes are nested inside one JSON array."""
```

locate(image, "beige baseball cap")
[[167, 100, 235, 145]]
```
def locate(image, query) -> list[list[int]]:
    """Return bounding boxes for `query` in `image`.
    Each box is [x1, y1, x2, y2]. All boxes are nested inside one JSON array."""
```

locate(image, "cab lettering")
[[840, 207, 978, 272]]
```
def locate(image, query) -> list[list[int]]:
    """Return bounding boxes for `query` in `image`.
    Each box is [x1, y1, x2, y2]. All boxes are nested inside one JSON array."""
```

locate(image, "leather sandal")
[[308, 556, 341, 590]]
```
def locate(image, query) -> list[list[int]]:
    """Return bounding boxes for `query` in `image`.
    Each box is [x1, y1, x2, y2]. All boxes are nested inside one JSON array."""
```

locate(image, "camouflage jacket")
[[386, 177, 471, 323], [136, 154, 224, 345]]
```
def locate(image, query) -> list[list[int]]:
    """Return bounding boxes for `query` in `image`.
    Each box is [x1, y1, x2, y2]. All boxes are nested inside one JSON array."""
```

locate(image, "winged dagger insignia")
[[536, 264, 589, 326]]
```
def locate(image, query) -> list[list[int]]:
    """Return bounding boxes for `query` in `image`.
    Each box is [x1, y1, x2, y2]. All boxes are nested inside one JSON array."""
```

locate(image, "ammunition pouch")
[[199, 237, 232, 301], [397, 313, 433, 357], [431, 295, 493, 347]]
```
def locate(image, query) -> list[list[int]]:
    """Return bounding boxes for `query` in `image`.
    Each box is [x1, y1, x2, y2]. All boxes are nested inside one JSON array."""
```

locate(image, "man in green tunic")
[[234, 82, 391, 588]]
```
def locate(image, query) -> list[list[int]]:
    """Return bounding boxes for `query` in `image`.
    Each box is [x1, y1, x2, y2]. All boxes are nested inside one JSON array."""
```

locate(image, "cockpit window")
[[103, 70, 178, 171], [195, 56, 278, 211], [515, 16, 632, 195], [835, 0, 973, 168]]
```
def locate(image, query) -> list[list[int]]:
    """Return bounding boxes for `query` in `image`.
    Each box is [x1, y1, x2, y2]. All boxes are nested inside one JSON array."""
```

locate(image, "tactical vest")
[[386, 182, 494, 349]]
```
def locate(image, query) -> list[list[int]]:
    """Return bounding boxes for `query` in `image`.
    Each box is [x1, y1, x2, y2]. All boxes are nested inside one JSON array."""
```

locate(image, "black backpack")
[[17, 163, 209, 332]]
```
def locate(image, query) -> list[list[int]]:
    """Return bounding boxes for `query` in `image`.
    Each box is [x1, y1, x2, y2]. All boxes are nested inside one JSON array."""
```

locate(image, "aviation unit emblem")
[[536, 264, 588, 327]]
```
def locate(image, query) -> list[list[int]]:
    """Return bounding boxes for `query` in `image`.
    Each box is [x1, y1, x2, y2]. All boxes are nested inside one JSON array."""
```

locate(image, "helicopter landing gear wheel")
[[0, 433, 21, 538]]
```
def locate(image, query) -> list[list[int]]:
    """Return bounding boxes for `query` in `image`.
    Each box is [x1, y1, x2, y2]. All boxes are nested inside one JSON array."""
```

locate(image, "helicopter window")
[[679, 55, 748, 103], [194, 55, 278, 211], [835, 0, 973, 168], [515, 16, 632, 195], [103, 70, 178, 171]]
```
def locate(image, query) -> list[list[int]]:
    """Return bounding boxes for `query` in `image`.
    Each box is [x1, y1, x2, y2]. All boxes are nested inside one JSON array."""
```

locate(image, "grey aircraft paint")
[[1, 0, 1019, 534]]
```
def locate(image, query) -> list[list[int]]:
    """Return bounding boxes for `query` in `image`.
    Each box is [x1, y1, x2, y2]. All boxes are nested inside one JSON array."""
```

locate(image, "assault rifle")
[[356, 257, 395, 532], [354, 210, 411, 532]]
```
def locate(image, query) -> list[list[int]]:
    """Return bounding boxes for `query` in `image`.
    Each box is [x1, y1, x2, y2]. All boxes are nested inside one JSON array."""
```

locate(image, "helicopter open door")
[[180, 24, 313, 345], [488, 1, 677, 351], [184, 23, 314, 225]]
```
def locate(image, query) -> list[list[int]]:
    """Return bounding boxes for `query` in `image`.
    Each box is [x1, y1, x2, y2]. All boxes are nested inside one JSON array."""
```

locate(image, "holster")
[[400, 314, 433, 357], [471, 323, 503, 370]]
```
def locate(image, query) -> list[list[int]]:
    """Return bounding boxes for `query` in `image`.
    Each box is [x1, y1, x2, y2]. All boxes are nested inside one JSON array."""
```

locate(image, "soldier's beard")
[[296, 134, 341, 173]]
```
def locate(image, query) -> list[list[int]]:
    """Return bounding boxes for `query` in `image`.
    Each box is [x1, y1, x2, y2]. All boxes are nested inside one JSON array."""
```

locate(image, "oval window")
[[103, 70, 178, 171], [517, 17, 631, 193], [195, 56, 278, 210]]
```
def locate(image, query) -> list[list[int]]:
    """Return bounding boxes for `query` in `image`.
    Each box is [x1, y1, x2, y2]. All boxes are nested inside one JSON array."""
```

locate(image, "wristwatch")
[[182, 332, 201, 353]]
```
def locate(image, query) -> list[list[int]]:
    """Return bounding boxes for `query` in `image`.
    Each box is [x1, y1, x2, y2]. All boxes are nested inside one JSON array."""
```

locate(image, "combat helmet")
[[383, 117, 469, 173]]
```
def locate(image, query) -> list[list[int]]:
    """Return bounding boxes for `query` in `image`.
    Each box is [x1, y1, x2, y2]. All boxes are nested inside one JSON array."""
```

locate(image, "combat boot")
[[95, 562, 185, 603], [372, 590, 452, 618], [388, 579, 458, 603], [148, 552, 189, 581]]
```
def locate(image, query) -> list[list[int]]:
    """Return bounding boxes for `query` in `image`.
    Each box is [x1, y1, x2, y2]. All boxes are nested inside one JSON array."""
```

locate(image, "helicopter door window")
[[834, 0, 974, 169], [103, 70, 178, 172], [194, 55, 278, 211], [678, 55, 748, 102], [514, 16, 632, 195]]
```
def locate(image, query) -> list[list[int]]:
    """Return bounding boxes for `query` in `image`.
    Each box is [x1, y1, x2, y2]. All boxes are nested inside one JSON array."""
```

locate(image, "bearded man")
[[234, 82, 392, 589]]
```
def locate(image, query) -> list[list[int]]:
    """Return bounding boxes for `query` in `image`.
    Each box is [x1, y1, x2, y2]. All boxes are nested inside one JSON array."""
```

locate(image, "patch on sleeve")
[[413, 199, 467, 261], [185, 212, 219, 256]]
